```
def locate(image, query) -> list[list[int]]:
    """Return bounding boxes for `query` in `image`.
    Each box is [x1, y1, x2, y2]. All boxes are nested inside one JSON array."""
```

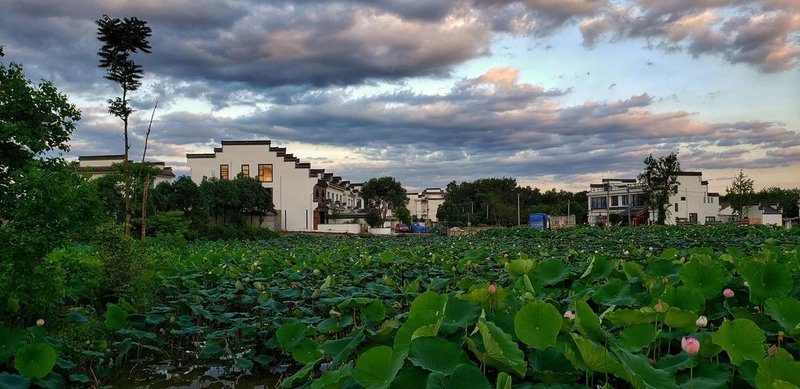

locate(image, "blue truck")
[[528, 213, 549, 230]]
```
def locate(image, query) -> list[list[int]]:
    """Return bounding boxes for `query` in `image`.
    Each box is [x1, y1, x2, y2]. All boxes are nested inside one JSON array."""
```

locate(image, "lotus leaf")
[[354, 346, 405, 389], [515, 301, 562, 350], [711, 319, 765, 365]]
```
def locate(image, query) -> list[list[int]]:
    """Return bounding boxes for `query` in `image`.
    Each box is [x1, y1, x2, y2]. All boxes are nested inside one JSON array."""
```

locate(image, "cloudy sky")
[[2, 0, 798, 191]]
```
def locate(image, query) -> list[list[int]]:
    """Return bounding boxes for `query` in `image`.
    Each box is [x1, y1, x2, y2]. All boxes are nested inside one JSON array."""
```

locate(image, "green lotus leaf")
[[755, 355, 800, 389], [354, 346, 405, 389], [664, 308, 699, 333], [533, 259, 571, 287], [679, 260, 727, 300], [441, 298, 481, 333], [711, 319, 765, 366], [575, 299, 603, 342], [408, 337, 469, 374], [292, 339, 324, 364], [592, 279, 636, 307], [764, 298, 800, 336], [104, 303, 128, 331], [570, 334, 623, 374], [508, 258, 536, 277], [277, 358, 323, 389], [514, 301, 562, 350], [0, 372, 30, 389], [14, 343, 58, 379], [362, 300, 387, 325], [424, 364, 491, 389], [466, 320, 527, 378], [605, 309, 658, 326], [614, 347, 679, 389], [310, 362, 353, 389], [390, 366, 429, 389], [198, 343, 224, 360], [739, 261, 793, 305], [0, 328, 28, 364], [321, 328, 365, 369], [660, 286, 705, 313], [496, 372, 512, 389], [617, 323, 657, 351], [277, 322, 307, 352]]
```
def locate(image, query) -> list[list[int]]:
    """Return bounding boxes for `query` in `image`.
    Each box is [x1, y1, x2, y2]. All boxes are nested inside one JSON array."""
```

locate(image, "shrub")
[[366, 208, 382, 228], [44, 245, 102, 304]]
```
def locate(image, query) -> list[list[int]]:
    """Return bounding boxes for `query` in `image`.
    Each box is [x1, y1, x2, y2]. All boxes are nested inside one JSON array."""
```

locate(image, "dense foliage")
[[437, 178, 588, 227], [638, 153, 681, 225], [1, 225, 798, 388], [361, 177, 408, 224]]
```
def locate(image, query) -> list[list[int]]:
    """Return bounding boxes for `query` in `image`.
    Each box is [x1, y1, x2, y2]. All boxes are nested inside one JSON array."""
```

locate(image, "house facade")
[[587, 172, 720, 226], [406, 188, 446, 222], [77, 155, 175, 185], [718, 203, 783, 226], [186, 140, 363, 231]]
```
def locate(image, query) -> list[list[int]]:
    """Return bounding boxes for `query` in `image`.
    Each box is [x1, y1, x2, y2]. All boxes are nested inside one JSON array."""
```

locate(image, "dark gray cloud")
[[580, 0, 800, 72], [65, 67, 798, 189]]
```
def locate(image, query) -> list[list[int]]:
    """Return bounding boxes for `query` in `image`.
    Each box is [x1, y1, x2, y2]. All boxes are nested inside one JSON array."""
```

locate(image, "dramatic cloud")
[[580, 0, 800, 72], [66, 67, 798, 190]]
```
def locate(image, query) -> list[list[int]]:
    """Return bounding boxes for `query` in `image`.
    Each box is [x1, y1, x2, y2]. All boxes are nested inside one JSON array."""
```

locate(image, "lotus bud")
[[723, 288, 734, 298], [662, 277, 669, 285], [778, 331, 785, 342], [564, 310, 575, 320], [488, 283, 497, 294], [743, 281, 749, 288], [769, 344, 778, 357], [329, 309, 341, 318], [655, 301, 664, 312], [36, 319, 45, 326], [696, 315, 708, 328], [681, 337, 700, 356], [648, 357, 655, 365], [623, 250, 629, 255]]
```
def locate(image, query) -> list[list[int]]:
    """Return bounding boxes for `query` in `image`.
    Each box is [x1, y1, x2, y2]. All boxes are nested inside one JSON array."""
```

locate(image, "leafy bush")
[[93, 224, 143, 302], [365, 208, 382, 228], [44, 245, 102, 303]]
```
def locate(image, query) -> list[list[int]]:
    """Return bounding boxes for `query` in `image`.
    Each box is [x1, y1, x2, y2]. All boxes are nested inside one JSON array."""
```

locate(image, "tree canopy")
[[725, 170, 755, 218], [360, 176, 408, 223], [638, 153, 681, 225]]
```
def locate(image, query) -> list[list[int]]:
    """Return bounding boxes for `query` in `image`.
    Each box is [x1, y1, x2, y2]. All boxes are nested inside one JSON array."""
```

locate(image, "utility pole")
[[627, 186, 631, 227], [517, 193, 521, 226]]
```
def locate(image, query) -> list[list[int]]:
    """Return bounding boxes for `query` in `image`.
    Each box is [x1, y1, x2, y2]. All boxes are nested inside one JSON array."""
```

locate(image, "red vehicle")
[[394, 223, 410, 232]]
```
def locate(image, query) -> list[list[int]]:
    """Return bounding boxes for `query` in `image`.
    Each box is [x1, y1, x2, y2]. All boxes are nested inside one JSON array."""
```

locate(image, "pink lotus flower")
[[695, 315, 708, 328], [488, 283, 497, 294], [681, 337, 700, 356], [662, 277, 669, 285], [655, 301, 664, 312], [564, 310, 575, 320], [723, 288, 734, 298], [35, 319, 44, 327], [769, 344, 778, 357]]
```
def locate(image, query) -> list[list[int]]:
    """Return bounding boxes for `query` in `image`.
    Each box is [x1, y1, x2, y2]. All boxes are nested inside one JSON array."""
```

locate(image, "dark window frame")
[[241, 164, 250, 177], [220, 164, 229, 180], [258, 164, 273, 183]]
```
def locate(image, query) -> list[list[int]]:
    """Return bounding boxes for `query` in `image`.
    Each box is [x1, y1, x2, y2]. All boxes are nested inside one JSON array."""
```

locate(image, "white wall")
[[316, 224, 361, 234], [666, 175, 719, 225], [187, 144, 317, 231]]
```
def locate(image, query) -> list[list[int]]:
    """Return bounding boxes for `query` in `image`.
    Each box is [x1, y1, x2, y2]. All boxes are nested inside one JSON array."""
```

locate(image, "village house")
[[587, 172, 721, 226], [405, 187, 446, 222], [186, 140, 363, 232], [77, 154, 176, 185]]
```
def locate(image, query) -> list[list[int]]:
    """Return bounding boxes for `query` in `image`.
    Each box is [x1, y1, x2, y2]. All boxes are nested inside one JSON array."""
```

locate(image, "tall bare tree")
[[96, 15, 152, 235]]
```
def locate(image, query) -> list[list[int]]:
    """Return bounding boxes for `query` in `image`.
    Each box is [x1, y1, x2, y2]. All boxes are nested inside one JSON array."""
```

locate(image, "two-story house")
[[406, 188, 446, 222]]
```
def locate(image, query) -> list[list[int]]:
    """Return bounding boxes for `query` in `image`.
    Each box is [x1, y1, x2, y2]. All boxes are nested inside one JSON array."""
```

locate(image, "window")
[[622, 195, 629, 206], [611, 196, 619, 206], [220, 164, 229, 180], [681, 196, 686, 201], [590, 197, 607, 210], [241, 164, 250, 177], [675, 203, 679, 212], [258, 164, 273, 182]]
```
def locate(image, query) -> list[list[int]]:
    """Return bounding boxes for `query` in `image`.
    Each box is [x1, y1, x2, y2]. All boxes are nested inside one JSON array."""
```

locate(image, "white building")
[[186, 140, 363, 231], [406, 188, 446, 222], [77, 154, 175, 185], [719, 203, 783, 226], [587, 172, 721, 226]]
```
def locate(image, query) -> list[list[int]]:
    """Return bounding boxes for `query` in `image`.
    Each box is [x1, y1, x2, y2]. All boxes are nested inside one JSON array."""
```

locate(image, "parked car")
[[394, 223, 410, 232]]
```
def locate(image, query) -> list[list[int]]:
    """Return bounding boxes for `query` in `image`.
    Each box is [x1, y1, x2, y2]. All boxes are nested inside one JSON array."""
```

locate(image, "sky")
[[1, 0, 799, 192]]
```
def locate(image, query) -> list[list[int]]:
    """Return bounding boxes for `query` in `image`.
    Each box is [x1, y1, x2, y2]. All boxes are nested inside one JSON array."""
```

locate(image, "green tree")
[[638, 152, 681, 224], [395, 205, 411, 226], [726, 170, 755, 218], [1, 60, 80, 209], [96, 15, 152, 235], [360, 177, 408, 223]]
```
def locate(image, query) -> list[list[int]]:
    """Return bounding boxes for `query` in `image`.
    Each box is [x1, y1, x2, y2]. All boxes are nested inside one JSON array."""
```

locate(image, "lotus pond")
[[2, 225, 800, 388]]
